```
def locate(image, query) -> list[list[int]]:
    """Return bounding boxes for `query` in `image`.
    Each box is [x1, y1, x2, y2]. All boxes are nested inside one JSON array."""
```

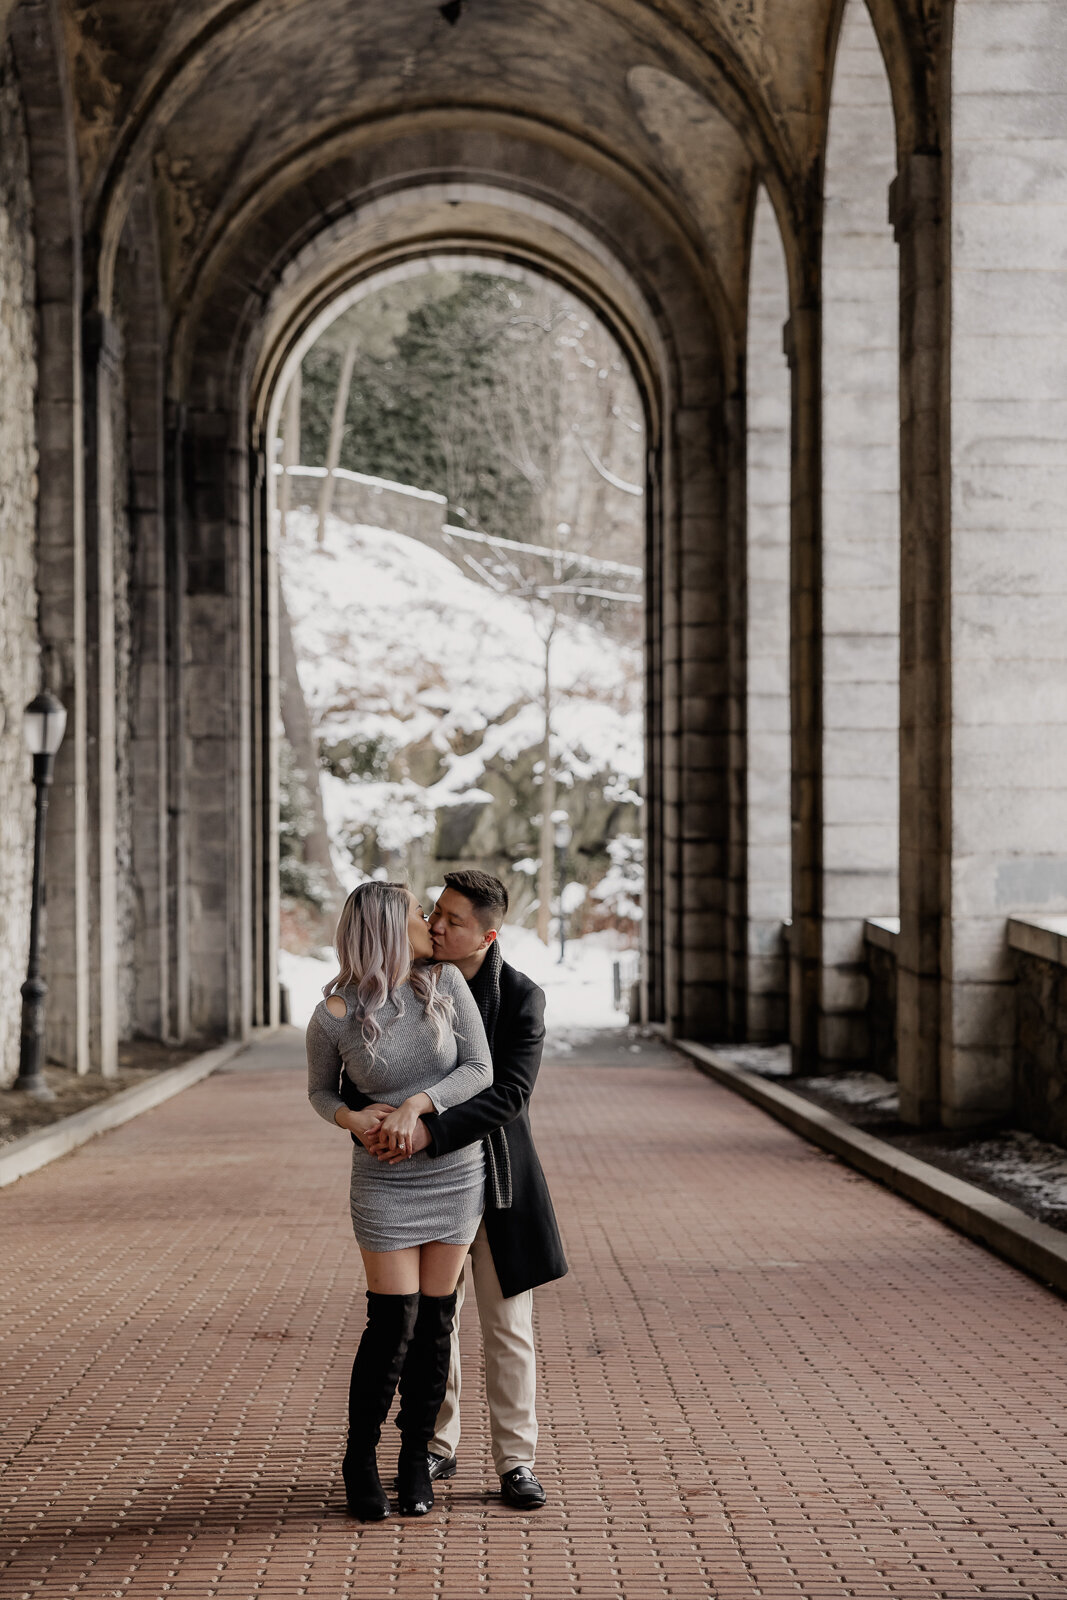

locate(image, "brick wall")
[[0, 45, 37, 1086]]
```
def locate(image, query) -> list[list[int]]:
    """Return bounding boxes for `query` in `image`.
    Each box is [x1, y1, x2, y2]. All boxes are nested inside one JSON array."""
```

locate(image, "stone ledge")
[[0, 1038, 251, 1188], [864, 915, 900, 952], [673, 1038, 1067, 1299], [1008, 914, 1067, 968]]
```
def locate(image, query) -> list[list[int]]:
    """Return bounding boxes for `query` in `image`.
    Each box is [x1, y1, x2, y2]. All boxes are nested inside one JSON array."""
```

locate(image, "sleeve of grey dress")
[[424, 965, 494, 1113], [306, 1009, 346, 1125]]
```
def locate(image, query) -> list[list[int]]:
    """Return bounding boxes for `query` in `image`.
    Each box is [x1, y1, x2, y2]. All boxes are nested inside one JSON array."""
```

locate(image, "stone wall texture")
[[0, 44, 37, 1087], [1013, 951, 1067, 1146], [111, 324, 136, 1042]]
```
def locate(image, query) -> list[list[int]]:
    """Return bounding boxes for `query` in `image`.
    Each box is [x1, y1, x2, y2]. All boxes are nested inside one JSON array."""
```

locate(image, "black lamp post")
[[13, 691, 67, 1101]]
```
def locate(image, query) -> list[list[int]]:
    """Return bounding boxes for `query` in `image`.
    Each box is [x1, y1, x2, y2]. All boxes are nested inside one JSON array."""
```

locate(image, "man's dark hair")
[[442, 869, 509, 930]]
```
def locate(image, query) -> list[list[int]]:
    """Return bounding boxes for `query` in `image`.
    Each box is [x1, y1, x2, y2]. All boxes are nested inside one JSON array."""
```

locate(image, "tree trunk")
[[318, 336, 359, 542], [278, 587, 341, 906], [536, 627, 555, 945], [278, 369, 301, 538]]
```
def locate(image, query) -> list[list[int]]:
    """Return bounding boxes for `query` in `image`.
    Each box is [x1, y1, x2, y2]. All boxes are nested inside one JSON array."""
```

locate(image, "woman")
[[306, 881, 493, 1521]]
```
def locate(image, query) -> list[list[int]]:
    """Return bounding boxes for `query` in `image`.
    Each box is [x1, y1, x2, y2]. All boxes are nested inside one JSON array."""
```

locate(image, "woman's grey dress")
[[306, 962, 493, 1251]]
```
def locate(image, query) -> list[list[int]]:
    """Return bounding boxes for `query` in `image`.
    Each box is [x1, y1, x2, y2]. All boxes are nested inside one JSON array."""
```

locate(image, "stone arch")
[[172, 128, 734, 1041], [743, 185, 792, 1042], [814, 0, 901, 1069]]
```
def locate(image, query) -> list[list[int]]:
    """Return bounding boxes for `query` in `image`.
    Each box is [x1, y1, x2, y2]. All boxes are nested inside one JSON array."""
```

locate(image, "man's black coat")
[[339, 956, 568, 1299]]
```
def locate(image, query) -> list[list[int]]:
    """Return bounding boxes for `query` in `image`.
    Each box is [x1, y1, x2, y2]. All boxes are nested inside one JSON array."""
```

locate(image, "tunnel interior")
[[2, 0, 1066, 1141]]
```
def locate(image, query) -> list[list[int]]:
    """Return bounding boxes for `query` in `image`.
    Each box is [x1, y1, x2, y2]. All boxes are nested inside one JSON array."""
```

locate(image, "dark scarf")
[[467, 941, 512, 1210]]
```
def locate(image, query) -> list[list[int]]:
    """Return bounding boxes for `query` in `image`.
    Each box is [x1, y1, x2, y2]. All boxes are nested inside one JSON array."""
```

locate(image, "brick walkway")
[[2, 1029, 1066, 1599]]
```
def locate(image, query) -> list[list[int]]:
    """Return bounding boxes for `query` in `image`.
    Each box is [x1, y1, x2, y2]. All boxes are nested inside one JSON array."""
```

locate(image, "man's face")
[[428, 887, 496, 963]]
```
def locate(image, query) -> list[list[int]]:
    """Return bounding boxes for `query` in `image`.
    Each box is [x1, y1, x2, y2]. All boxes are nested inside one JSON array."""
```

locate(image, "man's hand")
[[371, 1116, 432, 1163]]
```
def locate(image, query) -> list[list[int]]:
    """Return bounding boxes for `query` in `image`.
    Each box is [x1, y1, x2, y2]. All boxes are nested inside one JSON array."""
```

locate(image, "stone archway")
[[165, 124, 735, 1044]]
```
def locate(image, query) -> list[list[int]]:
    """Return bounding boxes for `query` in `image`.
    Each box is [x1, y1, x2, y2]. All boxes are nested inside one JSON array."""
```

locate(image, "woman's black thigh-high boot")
[[342, 1290, 420, 1520], [394, 1291, 458, 1515]]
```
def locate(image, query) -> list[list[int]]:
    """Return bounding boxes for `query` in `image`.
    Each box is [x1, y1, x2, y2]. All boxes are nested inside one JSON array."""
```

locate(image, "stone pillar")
[[165, 403, 190, 1042], [18, 1, 91, 1075], [893, 151, 946, 1127], [663, 402, 730, 1038], [250, 433, 280, 1029], [786, 300, 823, 1072], [818, 0, 900, 1067], [641, 438, 666, 1025], [933, 1, 1067, 1126], [126, 307, 170, 1041], [83, 311, 121, 1076], [182, 408, 253, 1042], [745, 187, 791, 1040]]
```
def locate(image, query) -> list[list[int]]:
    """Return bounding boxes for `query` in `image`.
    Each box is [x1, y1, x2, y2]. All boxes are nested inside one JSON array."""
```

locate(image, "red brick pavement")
[[2, 1027, 1066, 1599]]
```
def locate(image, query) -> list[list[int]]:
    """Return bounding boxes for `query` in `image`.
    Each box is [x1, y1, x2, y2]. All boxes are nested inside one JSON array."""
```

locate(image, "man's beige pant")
[[430, 1219, 537, 1476]]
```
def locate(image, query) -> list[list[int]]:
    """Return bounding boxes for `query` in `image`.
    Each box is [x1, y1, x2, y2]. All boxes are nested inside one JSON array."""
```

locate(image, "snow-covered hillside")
[[279, 507, 643, 903]]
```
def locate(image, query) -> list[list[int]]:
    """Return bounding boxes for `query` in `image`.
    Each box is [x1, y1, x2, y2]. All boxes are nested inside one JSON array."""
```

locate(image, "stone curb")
[[0, 1039, 251, 1189], [674, 1039, 1067, 1299]]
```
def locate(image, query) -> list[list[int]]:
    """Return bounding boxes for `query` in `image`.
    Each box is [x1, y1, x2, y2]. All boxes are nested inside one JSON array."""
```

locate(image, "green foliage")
[[300, 274, 545, 542]]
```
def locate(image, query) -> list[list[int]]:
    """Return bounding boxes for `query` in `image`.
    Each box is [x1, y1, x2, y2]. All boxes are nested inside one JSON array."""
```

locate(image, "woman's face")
[[406, 894, 434, 961]]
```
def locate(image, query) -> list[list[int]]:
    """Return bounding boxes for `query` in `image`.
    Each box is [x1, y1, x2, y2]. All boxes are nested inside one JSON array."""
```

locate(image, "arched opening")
[[818, 0, 900, 1069], [266, 263, 647, 1028], [744, 186, 792, 1042], [165, 135, 731, 1046]]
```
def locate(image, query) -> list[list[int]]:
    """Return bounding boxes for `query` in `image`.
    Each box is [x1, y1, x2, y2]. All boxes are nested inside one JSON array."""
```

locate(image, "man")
[[342, 869, 567, 1509]]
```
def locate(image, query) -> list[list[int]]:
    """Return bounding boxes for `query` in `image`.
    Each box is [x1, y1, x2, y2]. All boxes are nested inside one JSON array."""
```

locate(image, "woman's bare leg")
[[418, 1242, 470, 1296], [360, 1246, 421, 1294]]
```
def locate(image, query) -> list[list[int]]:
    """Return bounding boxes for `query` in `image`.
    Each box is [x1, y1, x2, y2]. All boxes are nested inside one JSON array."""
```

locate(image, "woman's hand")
[[377, 1093, 434, 1155], [337, 1103, 394, 1151]]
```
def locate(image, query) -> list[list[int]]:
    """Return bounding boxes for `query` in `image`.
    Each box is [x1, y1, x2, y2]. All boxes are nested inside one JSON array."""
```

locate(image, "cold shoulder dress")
[[306, 962, 493, 1251]]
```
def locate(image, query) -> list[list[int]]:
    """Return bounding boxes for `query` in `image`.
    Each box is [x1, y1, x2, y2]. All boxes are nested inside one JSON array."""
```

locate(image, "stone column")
[[893, 151, 947, 1127], [126, 317, 170, 1041], [165, 402, 190, 1042], [83, 311, 121, 1076], [641, 437, 665, 1025], [182, 408, 254, 1042], [818, 0, 900, 1067], [934, 0, 1067, 1126], [745, 187, 792, 1040], [664, 402, 731, 1038], [786, 300, 823, 1072]]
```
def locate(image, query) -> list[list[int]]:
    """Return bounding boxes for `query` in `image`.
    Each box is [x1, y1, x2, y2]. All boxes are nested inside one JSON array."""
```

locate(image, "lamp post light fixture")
[[13, 690, 67, 1101]]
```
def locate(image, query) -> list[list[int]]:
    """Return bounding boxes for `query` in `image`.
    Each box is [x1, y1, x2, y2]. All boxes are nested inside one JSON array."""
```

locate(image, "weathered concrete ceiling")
[[59, 0, 875, 333]]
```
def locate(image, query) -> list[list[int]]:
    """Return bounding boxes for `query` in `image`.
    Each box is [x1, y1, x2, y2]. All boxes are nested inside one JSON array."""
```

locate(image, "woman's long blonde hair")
[[325, 881, 453, 1056]]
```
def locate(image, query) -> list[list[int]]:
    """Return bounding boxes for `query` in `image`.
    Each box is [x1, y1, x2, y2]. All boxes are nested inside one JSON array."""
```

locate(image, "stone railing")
[[864, 917, 899, 1080], [281, 465, 447, 541], [1007, 916, 1067, 1146]]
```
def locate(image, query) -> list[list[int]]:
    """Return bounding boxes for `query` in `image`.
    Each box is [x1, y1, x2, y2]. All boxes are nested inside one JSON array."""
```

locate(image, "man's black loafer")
[[500, 1466, 546, 1509], [391, 1451, 456, 1489]]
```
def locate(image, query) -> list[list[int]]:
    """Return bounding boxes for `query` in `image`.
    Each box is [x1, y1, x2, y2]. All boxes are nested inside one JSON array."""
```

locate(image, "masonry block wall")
[[0, 45, 38, 1087]]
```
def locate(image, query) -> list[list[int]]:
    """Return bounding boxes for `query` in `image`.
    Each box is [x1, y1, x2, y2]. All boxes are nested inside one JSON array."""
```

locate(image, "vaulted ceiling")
[[52, 0, 940, 388]]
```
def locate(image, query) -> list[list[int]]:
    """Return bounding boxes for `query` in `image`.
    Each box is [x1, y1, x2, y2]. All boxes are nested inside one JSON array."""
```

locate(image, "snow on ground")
[[279, 509, 642, 865], [280, 948, 334, 1029], [279, 931, 631, 1033], [497, 927, 632, 1032]]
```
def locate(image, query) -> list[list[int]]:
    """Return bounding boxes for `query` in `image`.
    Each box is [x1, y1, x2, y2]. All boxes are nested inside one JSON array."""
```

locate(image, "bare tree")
[[277, 370, 301, 538], [317, 335, 360, 541]]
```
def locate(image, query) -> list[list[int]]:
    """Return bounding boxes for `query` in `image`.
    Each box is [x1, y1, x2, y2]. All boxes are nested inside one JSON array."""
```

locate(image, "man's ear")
[[484, 928, 498, 947]]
